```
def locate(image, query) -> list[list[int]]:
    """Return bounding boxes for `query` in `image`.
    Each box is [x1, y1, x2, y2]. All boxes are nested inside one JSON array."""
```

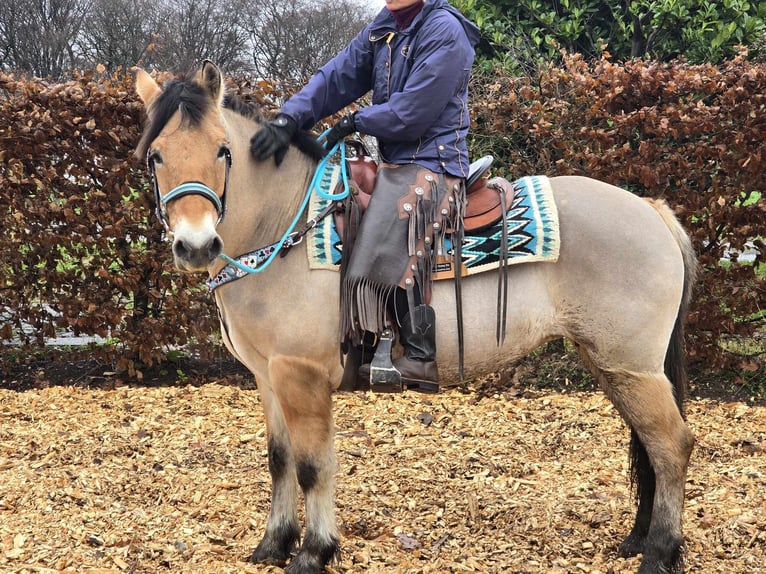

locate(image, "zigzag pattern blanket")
[[307, 172, 560, 277]]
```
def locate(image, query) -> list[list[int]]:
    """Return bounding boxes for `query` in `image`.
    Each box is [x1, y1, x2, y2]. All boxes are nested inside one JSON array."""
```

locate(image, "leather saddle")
[[334, 141, 514, 235]]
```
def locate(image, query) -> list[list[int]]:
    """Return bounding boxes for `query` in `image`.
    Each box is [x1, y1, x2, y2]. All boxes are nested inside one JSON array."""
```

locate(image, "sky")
[[363, 1, 386, 17]]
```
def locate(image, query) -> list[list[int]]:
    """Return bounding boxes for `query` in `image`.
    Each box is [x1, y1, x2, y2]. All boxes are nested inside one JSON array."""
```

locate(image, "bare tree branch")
[[0, 0, 91, 77], [0, 0, 376, 77], [244, 0, 376, 81], [79, 0, 162, 70]]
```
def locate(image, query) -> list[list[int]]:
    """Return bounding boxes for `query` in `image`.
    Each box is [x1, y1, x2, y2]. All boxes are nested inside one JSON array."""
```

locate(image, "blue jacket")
[[280, 0, 480, 178]]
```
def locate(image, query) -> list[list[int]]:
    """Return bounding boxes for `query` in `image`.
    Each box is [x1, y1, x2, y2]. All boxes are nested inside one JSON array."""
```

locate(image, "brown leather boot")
[[393, 304, 439, 393]]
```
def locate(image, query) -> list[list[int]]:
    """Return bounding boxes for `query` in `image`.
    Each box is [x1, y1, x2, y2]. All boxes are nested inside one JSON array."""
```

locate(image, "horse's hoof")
[[249, 525, 300, 566], [282, 533, 340, 574], [637, 546, 685, 574], [284, 554, 325, 574], [248, 552, 287, 567], [284, 541, 339, 574], [249, 542, 290, 566], [637, 557, 684, 574], [618, 532, 645, 557]]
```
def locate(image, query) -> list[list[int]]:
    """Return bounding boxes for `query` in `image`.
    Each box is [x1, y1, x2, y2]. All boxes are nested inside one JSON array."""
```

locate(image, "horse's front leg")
[[270, 354, 340, 574], [249, 378, 301, 565]]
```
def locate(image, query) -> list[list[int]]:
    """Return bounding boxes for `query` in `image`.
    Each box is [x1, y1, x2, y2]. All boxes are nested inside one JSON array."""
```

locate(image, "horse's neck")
[[217, 110, 315, 261]]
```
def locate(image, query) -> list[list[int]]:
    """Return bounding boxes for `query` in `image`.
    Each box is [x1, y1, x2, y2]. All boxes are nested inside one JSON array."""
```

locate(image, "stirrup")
[[368, 328, 402, 393]]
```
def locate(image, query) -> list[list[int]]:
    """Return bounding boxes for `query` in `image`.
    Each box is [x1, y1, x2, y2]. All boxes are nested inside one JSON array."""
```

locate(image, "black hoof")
[[638, 554, 685, 574], [618, 531, 645, 558], [249, 524, 300, 566], [637, 539, 685, 574], [284, 534, 340, 574], [284, 552, 327, 574]]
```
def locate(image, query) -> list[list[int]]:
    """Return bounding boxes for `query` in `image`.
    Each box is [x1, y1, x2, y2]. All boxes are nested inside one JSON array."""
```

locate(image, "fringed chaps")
[[340, 164, 463, 346]]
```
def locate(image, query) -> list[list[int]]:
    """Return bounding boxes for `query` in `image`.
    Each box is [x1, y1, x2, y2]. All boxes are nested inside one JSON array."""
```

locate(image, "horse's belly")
[[431, 266, 558, 382]]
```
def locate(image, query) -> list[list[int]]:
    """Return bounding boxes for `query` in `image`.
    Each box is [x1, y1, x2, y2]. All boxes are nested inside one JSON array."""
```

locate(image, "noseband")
[[148, 148, 232, 232]]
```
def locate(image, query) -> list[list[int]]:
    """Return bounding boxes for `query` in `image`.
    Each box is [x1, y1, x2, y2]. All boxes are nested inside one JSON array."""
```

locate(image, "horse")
[[133, 61, 697, 574]]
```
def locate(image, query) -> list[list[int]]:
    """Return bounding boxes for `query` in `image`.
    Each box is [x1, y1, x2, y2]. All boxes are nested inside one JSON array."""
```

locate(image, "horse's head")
[[135, 61, 229, 272]]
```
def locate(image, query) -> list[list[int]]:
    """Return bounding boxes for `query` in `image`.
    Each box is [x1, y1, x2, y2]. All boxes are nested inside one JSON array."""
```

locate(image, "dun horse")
[[134, 62, 697, 574]]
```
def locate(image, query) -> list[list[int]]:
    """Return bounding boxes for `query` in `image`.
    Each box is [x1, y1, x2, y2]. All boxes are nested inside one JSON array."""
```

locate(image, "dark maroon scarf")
[[390, 1, 425, 31]]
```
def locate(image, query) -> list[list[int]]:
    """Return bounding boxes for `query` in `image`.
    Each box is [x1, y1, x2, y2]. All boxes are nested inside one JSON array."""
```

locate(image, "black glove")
[[325, 113, 357, 148], [250, 114, 297, 166]]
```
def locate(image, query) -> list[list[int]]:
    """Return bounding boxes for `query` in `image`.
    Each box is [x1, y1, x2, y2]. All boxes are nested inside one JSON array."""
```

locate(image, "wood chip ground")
[[0, 381, 763, 573]]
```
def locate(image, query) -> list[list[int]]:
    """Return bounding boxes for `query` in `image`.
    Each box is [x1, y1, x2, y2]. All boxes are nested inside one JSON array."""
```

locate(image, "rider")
[[251, 0, 479, 391]]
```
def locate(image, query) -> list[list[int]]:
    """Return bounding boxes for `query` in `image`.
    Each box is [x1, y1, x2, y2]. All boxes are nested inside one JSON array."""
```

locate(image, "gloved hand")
[[250, 114, 297, 166], [325, 113, 357, 148]]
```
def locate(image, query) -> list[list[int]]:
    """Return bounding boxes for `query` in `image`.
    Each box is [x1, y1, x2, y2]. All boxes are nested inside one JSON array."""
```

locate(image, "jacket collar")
[[368, 0, 479, 47], [369, 0, 436, 39]]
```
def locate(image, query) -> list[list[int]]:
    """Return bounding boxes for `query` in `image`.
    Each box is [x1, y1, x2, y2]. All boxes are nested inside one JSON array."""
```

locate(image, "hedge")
[[468, 52, 765, 373], [0, 58, 763, 376]]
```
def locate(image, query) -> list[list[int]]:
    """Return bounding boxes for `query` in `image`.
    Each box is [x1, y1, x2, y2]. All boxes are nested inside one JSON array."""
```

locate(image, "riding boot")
[[393, 304, 439, 393]]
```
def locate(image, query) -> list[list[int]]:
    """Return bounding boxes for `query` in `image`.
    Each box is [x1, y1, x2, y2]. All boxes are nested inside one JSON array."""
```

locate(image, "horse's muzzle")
[[172, 234, 223, 272]]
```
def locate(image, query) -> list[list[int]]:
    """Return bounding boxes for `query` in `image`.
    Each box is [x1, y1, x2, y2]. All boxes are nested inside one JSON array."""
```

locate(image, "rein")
[[206, 134, 350, 291]]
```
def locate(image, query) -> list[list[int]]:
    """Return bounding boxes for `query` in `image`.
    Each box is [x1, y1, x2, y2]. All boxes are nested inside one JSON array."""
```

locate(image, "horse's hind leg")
[[269, 354, 339, 574], [597, 368, 694, 573], [619, 428, 654, 558]]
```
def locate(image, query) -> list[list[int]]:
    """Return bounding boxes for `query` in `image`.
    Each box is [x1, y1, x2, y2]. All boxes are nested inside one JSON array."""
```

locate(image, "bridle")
[[147, 147, 232, 232], [144, 127, 348, 289]]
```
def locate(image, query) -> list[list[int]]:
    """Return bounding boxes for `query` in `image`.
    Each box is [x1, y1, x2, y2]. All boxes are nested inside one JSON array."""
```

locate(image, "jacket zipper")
[[386, 31, 395, 99]]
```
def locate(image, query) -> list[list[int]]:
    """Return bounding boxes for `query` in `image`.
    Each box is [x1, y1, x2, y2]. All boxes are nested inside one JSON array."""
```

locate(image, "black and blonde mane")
[[136, 74, 325, 162]]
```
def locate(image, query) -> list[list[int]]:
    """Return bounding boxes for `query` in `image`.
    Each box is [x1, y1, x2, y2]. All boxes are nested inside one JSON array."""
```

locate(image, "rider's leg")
[[391, 287, 439, 390]]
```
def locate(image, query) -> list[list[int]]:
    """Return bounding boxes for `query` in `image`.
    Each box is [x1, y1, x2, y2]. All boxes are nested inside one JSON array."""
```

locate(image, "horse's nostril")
[[173, 239, 191, 260], [209, 236, 223, 260]]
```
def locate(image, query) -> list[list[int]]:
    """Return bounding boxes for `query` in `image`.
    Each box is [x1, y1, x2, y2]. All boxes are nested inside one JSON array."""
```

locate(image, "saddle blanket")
[[307, 171, 560, 278]]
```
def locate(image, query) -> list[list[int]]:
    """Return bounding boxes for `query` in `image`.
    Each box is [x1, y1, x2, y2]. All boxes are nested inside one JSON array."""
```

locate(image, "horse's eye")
[[149, 151, 163, 166], [217, 146, 230, 160]]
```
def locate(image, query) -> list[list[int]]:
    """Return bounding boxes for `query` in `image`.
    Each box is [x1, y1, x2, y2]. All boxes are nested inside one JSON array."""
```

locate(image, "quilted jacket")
[[280, 0, 480, 178]]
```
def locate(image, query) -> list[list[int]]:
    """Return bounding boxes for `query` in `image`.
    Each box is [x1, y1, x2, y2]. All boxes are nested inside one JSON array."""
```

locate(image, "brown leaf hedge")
[[0, 57, 764, 376]]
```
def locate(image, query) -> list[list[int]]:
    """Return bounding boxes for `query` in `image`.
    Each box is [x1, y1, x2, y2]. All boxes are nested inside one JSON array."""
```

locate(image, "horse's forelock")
[[136, 77, 211, 158]]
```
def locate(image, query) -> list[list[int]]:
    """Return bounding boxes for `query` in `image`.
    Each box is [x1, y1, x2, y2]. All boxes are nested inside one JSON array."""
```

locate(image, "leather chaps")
[[340, 163, 464, 346]]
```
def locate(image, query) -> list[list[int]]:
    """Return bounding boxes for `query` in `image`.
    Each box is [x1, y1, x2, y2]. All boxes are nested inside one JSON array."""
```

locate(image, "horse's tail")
[[631, 199, 698, 503], [646, 198, 698, 411]]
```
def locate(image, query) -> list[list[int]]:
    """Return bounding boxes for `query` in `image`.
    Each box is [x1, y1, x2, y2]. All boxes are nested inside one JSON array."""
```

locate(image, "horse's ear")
[[135, 68, 161, 107], [198, 60, 225, 106]]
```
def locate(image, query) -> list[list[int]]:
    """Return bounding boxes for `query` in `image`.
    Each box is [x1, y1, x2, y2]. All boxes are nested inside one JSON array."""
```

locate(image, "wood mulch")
[[0, 374, 764, 573]]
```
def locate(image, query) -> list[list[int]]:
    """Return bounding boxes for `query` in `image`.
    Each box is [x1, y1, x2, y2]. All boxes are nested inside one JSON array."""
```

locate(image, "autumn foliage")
[[0, 68, 218, 375], [469, 52, 765, 374], [0, 58, 764, 376]]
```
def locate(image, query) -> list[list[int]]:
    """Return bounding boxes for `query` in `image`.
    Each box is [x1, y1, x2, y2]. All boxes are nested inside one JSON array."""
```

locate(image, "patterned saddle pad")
[[307, 172, 560, 277]]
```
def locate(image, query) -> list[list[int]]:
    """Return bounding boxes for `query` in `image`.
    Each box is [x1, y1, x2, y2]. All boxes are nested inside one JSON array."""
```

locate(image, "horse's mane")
[[136, 75, 326, 163], [222, 91, 266, 123], [224, 90, 325, 162]]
